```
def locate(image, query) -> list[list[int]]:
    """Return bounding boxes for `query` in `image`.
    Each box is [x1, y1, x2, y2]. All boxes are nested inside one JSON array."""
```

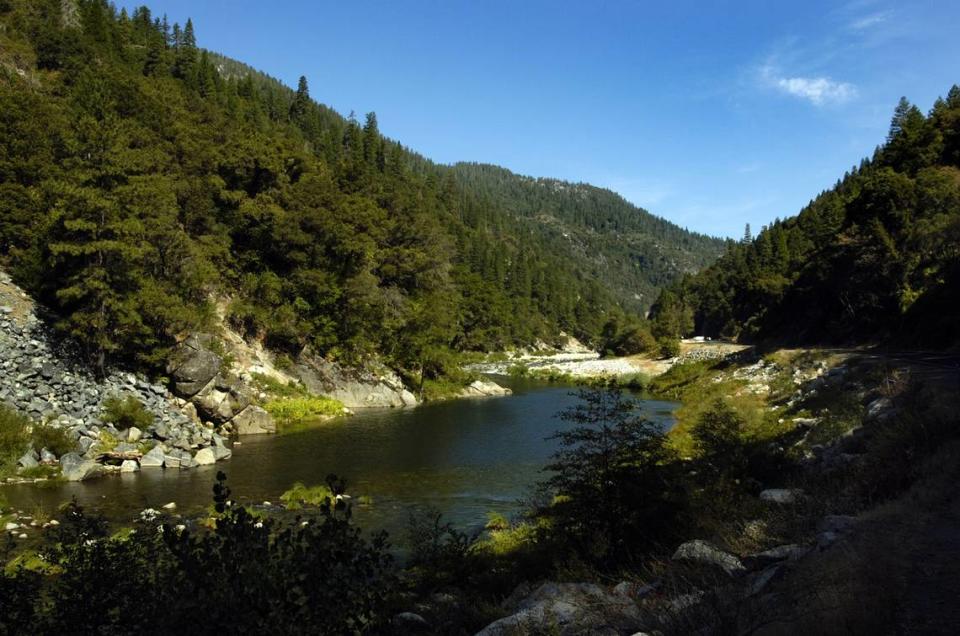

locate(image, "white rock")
[[672, 539, 745, 576], [162, 502, 177, 510], [194, 447, 216, 465], [120, 459, 139, 473]]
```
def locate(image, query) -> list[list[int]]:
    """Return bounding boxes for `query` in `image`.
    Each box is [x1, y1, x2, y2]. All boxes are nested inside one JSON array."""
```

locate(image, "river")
[[3, 378, 677, 540]]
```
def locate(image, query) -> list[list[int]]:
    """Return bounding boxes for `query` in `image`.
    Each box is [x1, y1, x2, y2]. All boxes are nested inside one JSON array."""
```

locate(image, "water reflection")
[[4, 380, 677, 537]]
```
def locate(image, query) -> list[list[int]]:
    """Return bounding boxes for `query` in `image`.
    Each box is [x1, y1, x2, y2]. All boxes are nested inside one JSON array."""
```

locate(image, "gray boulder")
[[672, 539, 745, 576], [476, 582, 644, 636], [232, 405, 276, 435], [59, 453, 104, 481], [140, 445, 165, 468], [120, 459, 139, 473], [167, 334, 222, 397], [39, 447, 57, 464]]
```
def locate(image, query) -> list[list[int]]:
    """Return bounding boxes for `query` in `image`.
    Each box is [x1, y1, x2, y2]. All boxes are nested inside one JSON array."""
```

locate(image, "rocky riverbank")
[[1, 271, 231, 483]]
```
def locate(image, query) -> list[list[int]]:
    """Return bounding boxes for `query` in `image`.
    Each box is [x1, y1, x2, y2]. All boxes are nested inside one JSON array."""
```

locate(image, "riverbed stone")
[[59, 452, 104, 481], [194, 447, 216, 465], [119, 459, 139, 473], [232, 405, 275, 435]]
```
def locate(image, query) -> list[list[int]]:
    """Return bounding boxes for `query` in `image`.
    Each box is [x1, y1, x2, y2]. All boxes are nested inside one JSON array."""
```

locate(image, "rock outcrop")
[[459, 378, 512, 398], [165, 334, 276, 434], [294, 350, 418, 408]]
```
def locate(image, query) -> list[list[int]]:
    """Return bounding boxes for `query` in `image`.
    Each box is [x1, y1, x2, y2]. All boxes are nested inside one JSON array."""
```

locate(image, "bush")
[[100, 396, 153, 430], [30, 424, 75, 457], [657, 336, 681, 359], [0, 472, 396, 634], [280, 481, 335, 510], [538, 388, 685, 567], [0, 405, 31, 476]]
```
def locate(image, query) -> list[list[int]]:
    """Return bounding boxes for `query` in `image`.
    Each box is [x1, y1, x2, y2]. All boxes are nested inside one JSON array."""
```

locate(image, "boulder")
[[759, 488, 804, 505], [194, 447, 216, 465], [140, 445, 165, 468], [232, 405, 276, 435], [460, 378, 513, 398], [743, 544, 809, 570], [193, 386, 234, 423], [126, 426, 142, 442], [392, 612, 430, 632], [212, 445, 232, 461], [672, 539, 745, 576], [119, 459, 139, 473], [476, 582, 645, 636], [59, 453, 104, 481], [39, 447, 57, 464], [167, 335, 222, 397]]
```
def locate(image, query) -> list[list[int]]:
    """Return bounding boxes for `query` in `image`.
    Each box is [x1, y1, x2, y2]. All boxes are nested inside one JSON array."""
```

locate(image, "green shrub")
[[538, 388, 684, 568], [30, 425, 75, 457], [0, 405, 31, 477], [657, 336, 681, 359], [100, 396, 153, 431], [0, 472, 396, 633], [280, 481, 335, 510]]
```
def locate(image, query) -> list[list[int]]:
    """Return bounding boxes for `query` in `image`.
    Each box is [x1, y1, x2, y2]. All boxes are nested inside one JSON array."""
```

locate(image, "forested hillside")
[[0, 0, 721, 377], [450, 163, 724, 312], [653, 87, 960, 348]]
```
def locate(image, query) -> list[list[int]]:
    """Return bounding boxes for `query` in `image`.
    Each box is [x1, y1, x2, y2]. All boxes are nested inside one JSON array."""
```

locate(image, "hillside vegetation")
[[0, 0, 722, 380], [653, 87, 960, 348]]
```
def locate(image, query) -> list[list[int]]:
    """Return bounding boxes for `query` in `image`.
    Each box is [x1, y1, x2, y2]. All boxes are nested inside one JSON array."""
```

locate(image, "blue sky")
[[120, 1, 960, 238]]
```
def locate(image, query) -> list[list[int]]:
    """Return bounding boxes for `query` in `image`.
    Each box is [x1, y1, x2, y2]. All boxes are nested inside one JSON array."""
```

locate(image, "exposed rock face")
[[459, 379, 512, 398], [166, 334, 222, 397], [672, 539, 746, 576], [476, 582, 646, 636], [295, 349, 418, 408], [165, 334, 275, 434]]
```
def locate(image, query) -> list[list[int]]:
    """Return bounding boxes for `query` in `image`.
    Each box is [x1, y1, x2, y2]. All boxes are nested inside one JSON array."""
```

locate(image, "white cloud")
[[759, 63, 857, 106], [849, 10, 891, 31], [776, 76, 857, 105]]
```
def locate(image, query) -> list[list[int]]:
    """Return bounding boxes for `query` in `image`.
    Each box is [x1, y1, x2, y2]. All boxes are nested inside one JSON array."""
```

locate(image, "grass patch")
[[0, 404, 31, 478], [19, 464, 61, 480], [251, 373, 309, 399], [264, 396, 345, 426]]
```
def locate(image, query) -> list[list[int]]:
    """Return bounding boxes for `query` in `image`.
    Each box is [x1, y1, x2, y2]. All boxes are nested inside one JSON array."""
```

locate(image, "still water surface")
[[5, 379, 677, 538]]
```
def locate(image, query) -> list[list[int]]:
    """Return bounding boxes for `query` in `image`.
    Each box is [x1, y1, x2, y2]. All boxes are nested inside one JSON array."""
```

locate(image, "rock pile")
[[0, 272, 231, 481]]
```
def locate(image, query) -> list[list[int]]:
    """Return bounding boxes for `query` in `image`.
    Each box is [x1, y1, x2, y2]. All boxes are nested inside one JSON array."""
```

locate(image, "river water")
[[3, 379, 677, 539]]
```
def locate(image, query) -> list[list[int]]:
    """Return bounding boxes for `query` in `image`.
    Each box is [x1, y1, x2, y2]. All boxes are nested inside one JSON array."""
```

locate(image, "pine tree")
[[290, 75, 310, 122], [174, 18, 197, 84]]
